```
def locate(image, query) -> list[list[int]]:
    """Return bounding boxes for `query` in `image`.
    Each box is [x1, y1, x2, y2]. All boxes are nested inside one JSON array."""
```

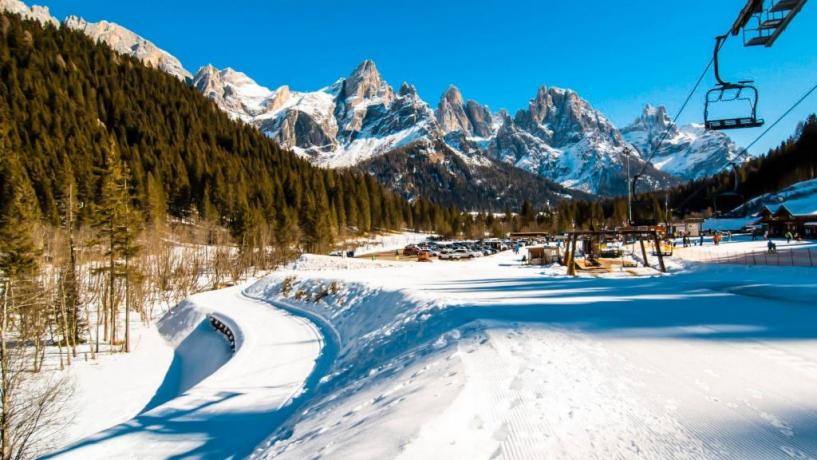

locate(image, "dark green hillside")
[[0, 12, 452, 250]]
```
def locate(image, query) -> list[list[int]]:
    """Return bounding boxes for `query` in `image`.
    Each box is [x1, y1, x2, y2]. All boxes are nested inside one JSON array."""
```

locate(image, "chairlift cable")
[[675, 78, 817, 213], [733, 78, 817, 161], [634, 35, 728, 180]]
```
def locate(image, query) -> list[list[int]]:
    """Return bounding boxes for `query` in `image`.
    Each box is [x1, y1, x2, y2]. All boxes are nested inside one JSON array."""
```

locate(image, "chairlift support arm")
[[712, 34, 731, 87]]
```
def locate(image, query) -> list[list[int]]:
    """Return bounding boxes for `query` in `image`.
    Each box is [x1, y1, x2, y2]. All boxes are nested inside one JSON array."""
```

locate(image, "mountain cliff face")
[[0, 0, 191, 81], [621, 105, 739, 180], [193, 60, 440, 168], [361, 139, 590, 210], [0, 0, 56, 26], [193, 60, 698, 196], [64, 16, 191, 81]]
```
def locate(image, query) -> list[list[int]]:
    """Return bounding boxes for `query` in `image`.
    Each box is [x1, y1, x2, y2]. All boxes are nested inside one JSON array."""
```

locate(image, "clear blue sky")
[[44, 0, 817, 155]]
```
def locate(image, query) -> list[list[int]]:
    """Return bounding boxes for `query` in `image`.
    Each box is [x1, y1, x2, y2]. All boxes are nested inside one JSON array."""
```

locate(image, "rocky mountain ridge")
[[3, 0, 742, 199], [0, 0, 191, 80], [192, 60, 713, 195]]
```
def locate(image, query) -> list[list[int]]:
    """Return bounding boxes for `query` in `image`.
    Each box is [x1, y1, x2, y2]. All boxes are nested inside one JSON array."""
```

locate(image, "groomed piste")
[[46, 286, 328, 459], [48, 246, 817, 459]]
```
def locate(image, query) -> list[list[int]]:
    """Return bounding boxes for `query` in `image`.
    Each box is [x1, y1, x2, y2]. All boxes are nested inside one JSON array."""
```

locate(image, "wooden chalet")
[[756, 203, 817, 237]]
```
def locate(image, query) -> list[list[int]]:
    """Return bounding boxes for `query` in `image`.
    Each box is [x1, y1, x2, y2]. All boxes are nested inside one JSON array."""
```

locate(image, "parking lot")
[[354, 238, 523, 262]]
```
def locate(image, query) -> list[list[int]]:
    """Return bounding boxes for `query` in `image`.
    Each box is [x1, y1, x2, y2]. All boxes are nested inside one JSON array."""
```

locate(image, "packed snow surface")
[[47, 284, 323, 459], [249, 250, 817, 459], [49, 246, 817, 459]]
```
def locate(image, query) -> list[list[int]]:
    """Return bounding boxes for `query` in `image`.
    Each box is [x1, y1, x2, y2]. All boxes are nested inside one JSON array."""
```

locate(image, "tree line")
[[547, 114, 817, 230], [0, 13, 460, 253]]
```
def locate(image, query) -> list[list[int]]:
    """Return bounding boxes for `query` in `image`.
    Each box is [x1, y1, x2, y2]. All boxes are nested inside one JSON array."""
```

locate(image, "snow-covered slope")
[[246, 250, 817, 459], [622, 104, 741, 180], [193, 60, 694, 195], [47, 285, 322, 459], [734, 177, 817, 215], [1, 0, 191, 81], [193, 60, 438, 167]]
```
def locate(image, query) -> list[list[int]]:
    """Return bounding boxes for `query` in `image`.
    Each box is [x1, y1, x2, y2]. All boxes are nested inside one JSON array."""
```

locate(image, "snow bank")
[[245, 276, 464, 459], [54, 319, 173, 449], [46, 285, 321, 460]]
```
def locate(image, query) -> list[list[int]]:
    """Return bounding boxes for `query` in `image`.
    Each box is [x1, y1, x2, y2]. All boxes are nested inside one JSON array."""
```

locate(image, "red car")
[[402, 245, 421, 256]]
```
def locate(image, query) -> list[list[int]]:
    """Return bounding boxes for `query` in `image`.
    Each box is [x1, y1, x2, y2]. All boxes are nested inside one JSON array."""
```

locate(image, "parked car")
[[403, 245, 421, 256], [329, 250, 343, 257], [440, 248, 470, 260]]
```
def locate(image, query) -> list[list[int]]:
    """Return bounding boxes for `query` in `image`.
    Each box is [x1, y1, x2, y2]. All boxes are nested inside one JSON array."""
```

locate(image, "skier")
[[699, 234, 704, 246], [785, 231, 793, 244]]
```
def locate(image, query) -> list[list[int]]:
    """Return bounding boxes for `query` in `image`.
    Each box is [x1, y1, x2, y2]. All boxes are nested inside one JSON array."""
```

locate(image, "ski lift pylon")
[[704, 35, 765, 131], [713, 163, 746, 216]]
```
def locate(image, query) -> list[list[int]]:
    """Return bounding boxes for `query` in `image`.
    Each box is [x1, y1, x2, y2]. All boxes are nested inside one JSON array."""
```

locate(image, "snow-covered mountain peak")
[[627, 104, 677, 138], [436, 85, 471, 134], [622, 104, 740, 180], [516, 85, 621, 149], [398, 82, 418, 97], [434, 85, 494, 138], [340, 59, 393, 104], [192, 64, 294, 121], [0, 0, 58, 26], [334, 60, 396, 136]]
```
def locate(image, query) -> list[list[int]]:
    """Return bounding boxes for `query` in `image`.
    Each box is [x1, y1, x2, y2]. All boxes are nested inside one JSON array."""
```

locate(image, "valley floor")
[[49, 247, 817, 459]]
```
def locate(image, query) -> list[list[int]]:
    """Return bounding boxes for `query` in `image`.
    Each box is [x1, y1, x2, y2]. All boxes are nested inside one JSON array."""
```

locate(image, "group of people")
[[679, 230, 736, 247], [679, 232, 703, 247]]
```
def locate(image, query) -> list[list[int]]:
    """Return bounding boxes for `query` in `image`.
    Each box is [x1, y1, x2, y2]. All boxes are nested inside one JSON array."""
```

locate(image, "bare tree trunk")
[[58, 277, 71, 366], [124, 245, 129, 354], [49, 300, 63, 370], [67, 184, 79, 356], [109, 221, 116, 348], [1, 280, 11, 460], [95, 279, 101, 355]]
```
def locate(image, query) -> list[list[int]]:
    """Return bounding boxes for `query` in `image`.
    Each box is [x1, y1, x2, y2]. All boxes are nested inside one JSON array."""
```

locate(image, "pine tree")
[[90, 139, 141, 352]]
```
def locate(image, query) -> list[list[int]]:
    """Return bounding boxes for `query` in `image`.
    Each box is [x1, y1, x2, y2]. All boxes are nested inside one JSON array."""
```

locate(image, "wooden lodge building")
[[756, 203, 817, 238]]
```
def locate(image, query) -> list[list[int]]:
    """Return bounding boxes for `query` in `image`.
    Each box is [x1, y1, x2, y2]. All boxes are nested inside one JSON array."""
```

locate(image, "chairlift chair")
[[734, 0, 809, 48], [704, 35, 765, 131]]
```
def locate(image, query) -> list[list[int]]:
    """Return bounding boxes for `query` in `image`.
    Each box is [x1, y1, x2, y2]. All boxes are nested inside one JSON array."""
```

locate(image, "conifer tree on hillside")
[[90, 139, 141, 353], [0, 12, 459, 252]]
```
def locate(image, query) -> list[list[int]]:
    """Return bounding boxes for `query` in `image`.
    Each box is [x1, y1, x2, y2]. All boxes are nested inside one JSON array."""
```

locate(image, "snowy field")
[[48, 247, 817, 459]]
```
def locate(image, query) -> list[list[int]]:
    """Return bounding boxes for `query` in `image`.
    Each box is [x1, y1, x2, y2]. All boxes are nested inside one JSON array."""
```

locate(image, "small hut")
[[526, 246, 560, 265]]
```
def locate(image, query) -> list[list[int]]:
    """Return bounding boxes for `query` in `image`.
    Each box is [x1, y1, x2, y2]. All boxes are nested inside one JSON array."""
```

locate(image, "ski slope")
[[46, 250, 817, 459], [249, 252, 817, 460], [46, 285, 325, 459]]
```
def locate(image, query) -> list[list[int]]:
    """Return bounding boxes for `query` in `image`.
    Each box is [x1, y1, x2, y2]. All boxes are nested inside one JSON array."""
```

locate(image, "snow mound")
[[47, 285, 321, 459]]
